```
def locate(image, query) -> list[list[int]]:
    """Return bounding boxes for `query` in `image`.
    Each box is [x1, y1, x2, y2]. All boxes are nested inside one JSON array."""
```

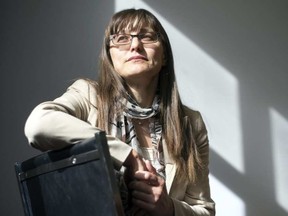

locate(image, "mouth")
[[127, 55, 148, 62]]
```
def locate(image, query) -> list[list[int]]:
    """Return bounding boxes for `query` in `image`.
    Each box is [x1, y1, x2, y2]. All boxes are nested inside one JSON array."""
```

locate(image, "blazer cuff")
[[106, 135, 132, 170]]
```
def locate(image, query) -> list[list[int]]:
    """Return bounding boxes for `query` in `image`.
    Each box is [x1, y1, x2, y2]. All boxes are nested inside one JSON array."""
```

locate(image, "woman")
[[25, 8, 215, 216]]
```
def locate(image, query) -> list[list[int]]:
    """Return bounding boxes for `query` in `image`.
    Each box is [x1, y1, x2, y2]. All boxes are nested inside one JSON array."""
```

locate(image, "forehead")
[[111, 14, 158, 34]]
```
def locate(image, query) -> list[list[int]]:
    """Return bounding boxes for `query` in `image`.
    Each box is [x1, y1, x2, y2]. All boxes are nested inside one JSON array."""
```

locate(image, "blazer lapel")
[[165, 163, 176, 194], [162, 140, 176, 194]]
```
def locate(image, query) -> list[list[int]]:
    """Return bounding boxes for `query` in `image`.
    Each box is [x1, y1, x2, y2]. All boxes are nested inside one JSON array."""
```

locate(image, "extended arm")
[[24, 79, 131, 169]]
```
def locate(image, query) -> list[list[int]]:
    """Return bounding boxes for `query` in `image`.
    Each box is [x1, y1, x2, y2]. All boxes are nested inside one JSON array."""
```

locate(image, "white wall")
[[1, 0, 287, 215]]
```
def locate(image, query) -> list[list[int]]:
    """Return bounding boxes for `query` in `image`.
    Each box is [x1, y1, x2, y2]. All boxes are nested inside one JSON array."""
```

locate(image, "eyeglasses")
[[109, 32, 160, 46]]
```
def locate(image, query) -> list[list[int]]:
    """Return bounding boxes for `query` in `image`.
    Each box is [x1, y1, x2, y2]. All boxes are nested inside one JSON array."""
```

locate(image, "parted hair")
[[96, 8, 202, 182]]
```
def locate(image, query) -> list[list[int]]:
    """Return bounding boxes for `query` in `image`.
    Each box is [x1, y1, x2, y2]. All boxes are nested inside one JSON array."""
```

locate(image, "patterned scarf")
[[110, 93, 165, 178]]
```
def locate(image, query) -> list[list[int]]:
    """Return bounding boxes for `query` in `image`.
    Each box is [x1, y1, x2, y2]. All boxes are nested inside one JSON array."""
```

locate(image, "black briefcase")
[[15, 131, 124, 216]]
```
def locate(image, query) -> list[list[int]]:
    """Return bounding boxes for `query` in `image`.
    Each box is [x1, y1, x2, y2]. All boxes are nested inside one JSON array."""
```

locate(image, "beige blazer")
[[25, 79, 215, 215]]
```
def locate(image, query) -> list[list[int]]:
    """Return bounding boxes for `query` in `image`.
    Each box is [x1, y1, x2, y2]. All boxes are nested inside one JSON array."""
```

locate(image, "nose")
[[129, 36, 143, 51]]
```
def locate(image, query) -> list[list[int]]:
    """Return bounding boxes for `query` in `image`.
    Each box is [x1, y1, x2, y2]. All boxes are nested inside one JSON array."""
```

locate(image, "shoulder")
[[182, 105, 208, 146], [53, 78, 99, 109], [182, 105, 206, 129], [68, 78, 98, 94], [66, 79, 98, 103]]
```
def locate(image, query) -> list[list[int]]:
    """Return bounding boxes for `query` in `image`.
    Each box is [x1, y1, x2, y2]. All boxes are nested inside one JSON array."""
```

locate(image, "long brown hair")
[[96, 9, 202, 182]]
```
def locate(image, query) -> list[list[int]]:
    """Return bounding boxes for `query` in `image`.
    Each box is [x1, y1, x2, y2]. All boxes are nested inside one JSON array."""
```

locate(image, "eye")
[[140, 32, 156, 42], [115, 34, 130, 43]]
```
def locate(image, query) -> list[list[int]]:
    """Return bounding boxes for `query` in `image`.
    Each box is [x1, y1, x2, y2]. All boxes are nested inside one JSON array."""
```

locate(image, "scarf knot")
[[123, 94, 160, 119]]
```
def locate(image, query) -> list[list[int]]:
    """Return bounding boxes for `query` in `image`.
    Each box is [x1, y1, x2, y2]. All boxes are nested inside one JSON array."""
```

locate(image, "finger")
[[144, 160, 157, 174], [129, 180, 153, 193], [132, 189, 155, 203], [134, 170, 158, 183], [132, 197, 155, 211]]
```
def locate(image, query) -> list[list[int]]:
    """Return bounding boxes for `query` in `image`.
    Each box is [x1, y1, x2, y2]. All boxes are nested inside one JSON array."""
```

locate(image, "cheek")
[[153, 45, 164, 62], [109, 51, 121, 70], [152, 49, 165, 66]]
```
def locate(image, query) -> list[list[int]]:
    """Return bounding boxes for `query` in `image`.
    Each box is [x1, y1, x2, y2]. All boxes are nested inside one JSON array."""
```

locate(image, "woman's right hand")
[[123, 149, 147, 184]]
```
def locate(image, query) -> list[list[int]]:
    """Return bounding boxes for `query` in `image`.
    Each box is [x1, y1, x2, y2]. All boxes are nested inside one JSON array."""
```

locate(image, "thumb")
[[145, 160, 157, 174]]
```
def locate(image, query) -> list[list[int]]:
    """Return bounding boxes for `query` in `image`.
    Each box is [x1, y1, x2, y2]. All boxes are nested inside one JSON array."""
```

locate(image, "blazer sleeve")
[[171, 110, 215, 216], [24, 79, 132, 169]]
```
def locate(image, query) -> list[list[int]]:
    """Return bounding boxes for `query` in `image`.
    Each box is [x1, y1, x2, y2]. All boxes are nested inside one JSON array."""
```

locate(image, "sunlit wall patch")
[[171, 30, 244, 174], [270, 108, 288, 213], [210, 175, 246, 216]]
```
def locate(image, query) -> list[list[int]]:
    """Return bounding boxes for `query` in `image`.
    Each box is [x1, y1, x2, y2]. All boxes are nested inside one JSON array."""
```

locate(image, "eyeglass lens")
[[111, 32, 158, 45]]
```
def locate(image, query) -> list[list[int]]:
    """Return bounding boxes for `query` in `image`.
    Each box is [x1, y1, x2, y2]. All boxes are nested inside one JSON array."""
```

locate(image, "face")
[[109, 28, 165, 84]]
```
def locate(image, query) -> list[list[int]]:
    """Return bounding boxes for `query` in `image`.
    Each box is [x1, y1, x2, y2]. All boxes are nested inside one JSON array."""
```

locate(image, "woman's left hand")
[[128, 160, 174, 216]]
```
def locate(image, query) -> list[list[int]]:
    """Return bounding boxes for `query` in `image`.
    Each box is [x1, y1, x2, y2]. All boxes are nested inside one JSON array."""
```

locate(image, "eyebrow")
[[118, 27, 154, 34]]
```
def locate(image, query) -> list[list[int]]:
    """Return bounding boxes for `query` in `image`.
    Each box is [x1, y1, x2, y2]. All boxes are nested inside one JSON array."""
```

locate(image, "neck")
[[125, 76, 158, 107]]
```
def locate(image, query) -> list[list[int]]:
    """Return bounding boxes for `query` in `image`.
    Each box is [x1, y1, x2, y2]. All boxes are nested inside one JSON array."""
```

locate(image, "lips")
[[127, 55, 148, 61]]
